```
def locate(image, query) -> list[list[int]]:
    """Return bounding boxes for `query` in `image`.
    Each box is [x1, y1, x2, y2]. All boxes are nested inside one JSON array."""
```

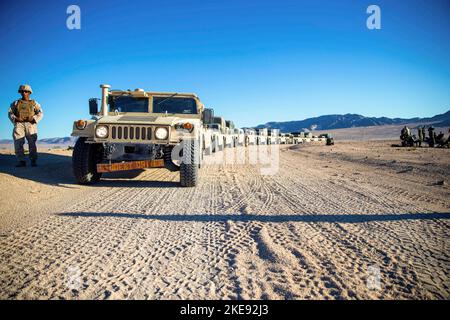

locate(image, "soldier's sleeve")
[[8, 101, 17, 124], [33, 101, 43, 123]]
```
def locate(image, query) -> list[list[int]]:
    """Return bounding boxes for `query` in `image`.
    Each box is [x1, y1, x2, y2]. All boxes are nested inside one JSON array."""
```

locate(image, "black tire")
[[211, 137, 217, 153], [180, 139, 199, 187], [205, 143, 213, 155], [199, 138, 204, 169], [72, 137, 103, 184], [164, 145, 181, 172]]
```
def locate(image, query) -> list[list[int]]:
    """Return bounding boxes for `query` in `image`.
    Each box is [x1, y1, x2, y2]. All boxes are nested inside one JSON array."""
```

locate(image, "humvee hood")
[[95, 115, 196, 125]]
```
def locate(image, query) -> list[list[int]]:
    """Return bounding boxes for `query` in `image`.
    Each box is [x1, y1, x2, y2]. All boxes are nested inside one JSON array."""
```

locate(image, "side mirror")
[[89, 98, 98, 115], [202, 108, 214, 124]]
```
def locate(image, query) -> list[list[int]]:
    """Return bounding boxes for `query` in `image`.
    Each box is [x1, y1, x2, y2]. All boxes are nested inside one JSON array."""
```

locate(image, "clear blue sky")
[[1, 0, 449, 139]]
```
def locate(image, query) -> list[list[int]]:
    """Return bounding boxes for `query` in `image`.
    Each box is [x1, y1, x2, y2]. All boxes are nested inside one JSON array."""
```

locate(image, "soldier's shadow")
[[0, 151, 145, 188], [0, 151, 77, 187]]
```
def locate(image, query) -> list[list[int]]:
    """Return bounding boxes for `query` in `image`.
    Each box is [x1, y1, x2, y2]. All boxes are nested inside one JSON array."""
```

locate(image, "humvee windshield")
[[109, 96, 149, 113], [207, 124, 221, 130], [153, 97, 197, 114]]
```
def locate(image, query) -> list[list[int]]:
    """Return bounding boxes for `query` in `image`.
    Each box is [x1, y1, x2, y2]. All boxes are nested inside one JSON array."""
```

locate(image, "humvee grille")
[[110, 125, 152, 141]]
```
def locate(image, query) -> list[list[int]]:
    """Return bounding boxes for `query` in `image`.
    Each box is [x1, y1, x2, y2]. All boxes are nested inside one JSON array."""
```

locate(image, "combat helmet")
[[18, 84, 33, 94]]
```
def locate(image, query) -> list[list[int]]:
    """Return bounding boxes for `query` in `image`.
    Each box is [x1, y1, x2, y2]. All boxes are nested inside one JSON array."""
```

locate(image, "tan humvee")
[[244, 129, 257, 146], [267, 129, 280, 145], [211, 116, 234, 148], [234, 128, 245, 146], [71, 84, 211, 187], [256, 128, 268, 145]]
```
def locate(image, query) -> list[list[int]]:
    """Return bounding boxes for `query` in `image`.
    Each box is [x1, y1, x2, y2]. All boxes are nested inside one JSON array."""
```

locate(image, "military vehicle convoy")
[[71, 84, 333, 187], [71, 85, 260, 187]]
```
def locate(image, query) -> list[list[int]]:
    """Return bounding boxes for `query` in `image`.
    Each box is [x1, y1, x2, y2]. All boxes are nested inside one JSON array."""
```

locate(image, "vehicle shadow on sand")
[[57, 212, 449, 224], [0, 153, 177, 188]]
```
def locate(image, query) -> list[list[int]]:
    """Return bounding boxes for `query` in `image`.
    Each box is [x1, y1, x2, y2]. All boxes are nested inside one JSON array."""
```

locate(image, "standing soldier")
[[421, 126, 426, 145], [417, 127, 423, 147], [400, 126, 411, 146], [446, 128, 450, 147], [8, 84, 43, 167], [428, 126, 435, 147]]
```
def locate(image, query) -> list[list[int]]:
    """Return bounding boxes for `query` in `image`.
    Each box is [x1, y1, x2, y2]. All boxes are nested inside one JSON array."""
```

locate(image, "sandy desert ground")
[[0, 140, 449, 300]]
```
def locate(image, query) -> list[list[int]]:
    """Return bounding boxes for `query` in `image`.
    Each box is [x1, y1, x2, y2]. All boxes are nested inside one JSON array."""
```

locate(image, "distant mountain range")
[[0, 136, 78, 145], [37, 137, 78, 145], [255, 110, 450, 132]]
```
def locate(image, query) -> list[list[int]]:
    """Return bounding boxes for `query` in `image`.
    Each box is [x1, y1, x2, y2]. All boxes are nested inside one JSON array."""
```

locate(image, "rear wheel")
[[72, 137, 103, 184], [180, 139, 199, 187]]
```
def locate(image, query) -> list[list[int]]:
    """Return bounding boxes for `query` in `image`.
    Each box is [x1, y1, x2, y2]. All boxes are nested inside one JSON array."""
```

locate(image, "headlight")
[[95, 125, 109, 138], [155, 127, 168, 140], [175, 122, 194, 132]]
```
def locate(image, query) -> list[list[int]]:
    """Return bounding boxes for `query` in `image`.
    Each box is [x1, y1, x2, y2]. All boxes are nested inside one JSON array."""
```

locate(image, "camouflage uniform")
[[8, 85, 43, 163], [400, 126, 411, 146], [417, 127, 423, 147], [421, 127, 426, 145], [428, 126, 435, 147]]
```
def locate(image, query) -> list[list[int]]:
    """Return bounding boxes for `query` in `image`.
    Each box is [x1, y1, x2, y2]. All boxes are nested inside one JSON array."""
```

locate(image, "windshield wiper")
[[156, 93, 178, 105]]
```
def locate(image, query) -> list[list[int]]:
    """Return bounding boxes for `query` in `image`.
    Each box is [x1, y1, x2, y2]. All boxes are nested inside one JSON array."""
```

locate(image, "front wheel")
[[72, 137, 103, 184], [180, 139, 199, 187], [164, 145, 181, 171]]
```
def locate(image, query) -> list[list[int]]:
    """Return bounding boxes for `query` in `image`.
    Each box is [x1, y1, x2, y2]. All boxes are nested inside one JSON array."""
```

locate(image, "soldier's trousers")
[[14, 134, 38, 162]]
